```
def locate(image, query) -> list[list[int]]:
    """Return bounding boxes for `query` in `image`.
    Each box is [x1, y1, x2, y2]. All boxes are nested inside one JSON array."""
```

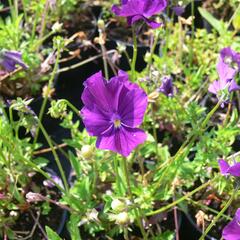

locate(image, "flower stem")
[[147, 179, 214, 216], [37, 120, 69, 192], [227, 3, 240, 29], [154, 99, 221, 176], [33, 47, 61, 145], [122, 157, 148, 240], [58, 99, 80, 117], [146, 31, 159, 75], [113, 154, 121, 195], [131, 27, 138, 82], [201, 100, 222, 129], [199, 188, 237, 240]]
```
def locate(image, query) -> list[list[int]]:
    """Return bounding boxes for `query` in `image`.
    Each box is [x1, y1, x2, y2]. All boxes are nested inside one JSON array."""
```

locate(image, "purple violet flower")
[[172, 6, 185, 16], [222, 208, 240, 240], [43, 174, 63, 188], [0, 50, 28, 72], [158, 76, 174, 97], [218, 159, 240, 177], [81, 70, 148, 157], [112, 0, 167, 29], [220, 47, 240, 70], [208, 51, 240, 104]]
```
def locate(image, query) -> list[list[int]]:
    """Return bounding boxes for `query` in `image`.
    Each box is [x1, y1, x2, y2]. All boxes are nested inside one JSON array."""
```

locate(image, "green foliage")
[[46, 226, 62, 240]]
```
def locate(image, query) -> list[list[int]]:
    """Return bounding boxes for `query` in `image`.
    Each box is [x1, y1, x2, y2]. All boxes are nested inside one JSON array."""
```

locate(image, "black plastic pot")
[[180, 212, 218, 240]]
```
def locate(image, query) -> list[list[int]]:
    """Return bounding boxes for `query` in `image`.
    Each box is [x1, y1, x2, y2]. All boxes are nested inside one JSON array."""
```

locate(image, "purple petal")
[[236, 209, 240, 222], [4, 51, 28, 69], [118, 87, 148, 128], [159, 76, 174, 96], [208, 80, 220, 95], [82, 71, 121, 112], [228, 163, 240, 177], [112, 0, 167, 28], [143, 0, 167, 17], [218, 159, 230, 175], [128, 14, 146, 25], [217, 58, 236, 82], [1, 60, 16, 72], [172, 6, 185, 16], [222, 211, 240, 240], [145, 18, 162, 29], [81, 106, 112, 136], [112, 5, 122, 15], [220, 47, 235, 60], [96, 125, 147, 157], [229, 80, 240, 92]]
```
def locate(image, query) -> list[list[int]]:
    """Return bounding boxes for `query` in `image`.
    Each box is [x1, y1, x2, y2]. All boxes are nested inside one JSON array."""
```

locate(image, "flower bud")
[[81, 145, 94, 159], [144, 51, 151, 63], [26, 192, 43, 203], [97, 19, 105, 31], [115, 212, 129, 225], [111, 199, 126, 212]]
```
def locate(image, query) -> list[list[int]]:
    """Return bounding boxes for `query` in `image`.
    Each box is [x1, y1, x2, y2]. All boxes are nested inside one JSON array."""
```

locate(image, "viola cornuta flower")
[[220, 47, 240, 69], [81, 70, 148, 157], [208, 50, 240, 104], [0, 50, 28, 72], [112, 0, 167, 29], [222, 208, 240, 240], [172, 6, 185, 16], [218, 159, 240, 177], [158, 76, 174, 97]]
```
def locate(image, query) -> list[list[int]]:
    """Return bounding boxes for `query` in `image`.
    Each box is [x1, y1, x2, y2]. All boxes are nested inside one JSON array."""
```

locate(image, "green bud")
[[97, 19, 105, 30], [115, 212, 129, 225], [144, 51, 151, 63], [81, 145, 94, 159], [111, 199, 126, 212]]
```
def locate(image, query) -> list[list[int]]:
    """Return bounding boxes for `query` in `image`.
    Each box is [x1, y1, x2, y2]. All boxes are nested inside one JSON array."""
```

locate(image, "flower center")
[[114, 119, 121, 128]]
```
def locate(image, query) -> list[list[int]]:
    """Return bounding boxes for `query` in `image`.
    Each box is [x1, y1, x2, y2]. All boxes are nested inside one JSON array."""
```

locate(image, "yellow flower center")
[[114, 119, 121, 128]]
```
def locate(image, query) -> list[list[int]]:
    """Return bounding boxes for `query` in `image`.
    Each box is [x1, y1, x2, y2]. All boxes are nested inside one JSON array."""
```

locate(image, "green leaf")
[[233, 11, 240, 30], [33, 157, 49, 168], [67, 214, 81, 240], [45, 226, 62, 240], [198, 7, 226, 35]]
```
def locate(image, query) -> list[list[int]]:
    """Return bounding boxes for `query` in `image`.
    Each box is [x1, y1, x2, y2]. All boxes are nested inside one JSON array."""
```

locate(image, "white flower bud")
[[111, 199, 126, 212], [115, 212, 129, 225], [81, 145, 94, 159]]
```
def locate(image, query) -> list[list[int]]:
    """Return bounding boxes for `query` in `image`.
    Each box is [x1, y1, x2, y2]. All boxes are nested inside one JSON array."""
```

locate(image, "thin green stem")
[[155, 99, 221, 173], [58, 99, 80, 117], [131, 27, 138, 82], [37, 120, 69, 192], [34, 47, 61, 145], [123, 227, 129, 240], [152, 105, 159, 158], [190, 0, 195, 66], [113, 155, 121, 195], [100, 41, 109, 80], [146, 31, 159, 75], [147, 179, 214, 216], [199, 189, 237, 240], [0, 135, 65, 193], [187, 198, 232, 221], [122, 157, 148, 240], [201, 100, 221, 129], [227, 3, 240, 29], [21, 0, 28, 22]]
